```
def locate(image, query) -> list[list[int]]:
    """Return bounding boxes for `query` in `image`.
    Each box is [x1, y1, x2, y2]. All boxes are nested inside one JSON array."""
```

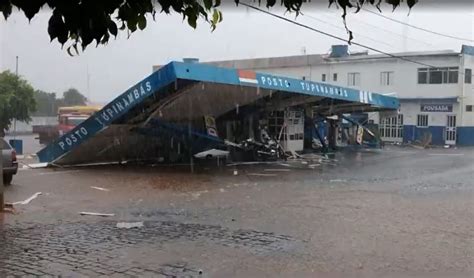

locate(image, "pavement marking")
[[264, 169, 291, 172], [90, 186, 110, 192], [36, 170, 84, 176], [330, 179, 347, 183], [247, 173, 278, 177], [428, 153, 464, 156], [116, 222, 144, 229], [79, 212, 115, 217], [384, 151, 417, 154]]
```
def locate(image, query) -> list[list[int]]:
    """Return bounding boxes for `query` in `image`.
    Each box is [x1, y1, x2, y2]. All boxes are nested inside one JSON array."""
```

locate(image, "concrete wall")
[[460, 53, 474, 127], [399, 101, 459, 126], [5, 116, 57, 134]]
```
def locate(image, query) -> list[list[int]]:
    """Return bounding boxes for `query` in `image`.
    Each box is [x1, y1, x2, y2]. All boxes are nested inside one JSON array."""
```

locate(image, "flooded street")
[[1, 144, 473, 277]]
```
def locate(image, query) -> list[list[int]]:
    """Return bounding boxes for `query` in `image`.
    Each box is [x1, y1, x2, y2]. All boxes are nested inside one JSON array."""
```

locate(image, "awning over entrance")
[[37, 61, 399, 165]]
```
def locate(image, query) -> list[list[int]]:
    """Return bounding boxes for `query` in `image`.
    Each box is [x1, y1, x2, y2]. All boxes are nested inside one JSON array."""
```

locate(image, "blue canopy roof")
[[37, 61, 399, 165]]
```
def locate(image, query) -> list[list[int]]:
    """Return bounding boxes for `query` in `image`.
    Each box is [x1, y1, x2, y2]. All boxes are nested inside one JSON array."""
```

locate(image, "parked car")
[[1, 138, 18, 185]]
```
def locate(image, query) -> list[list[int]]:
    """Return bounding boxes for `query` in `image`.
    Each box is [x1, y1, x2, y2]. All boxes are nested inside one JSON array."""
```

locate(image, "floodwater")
[[1, 139, 473, 277]]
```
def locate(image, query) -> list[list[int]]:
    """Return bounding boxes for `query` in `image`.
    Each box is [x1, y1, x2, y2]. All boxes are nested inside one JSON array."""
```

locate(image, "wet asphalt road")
[[1, 145, 473, 277]]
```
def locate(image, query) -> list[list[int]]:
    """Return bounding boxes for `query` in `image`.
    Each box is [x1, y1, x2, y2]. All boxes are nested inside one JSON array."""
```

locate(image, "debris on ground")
[[2, 207, 16, 214], [408, 133, 432, 149], [190, 190, 209, 199], [2, 203, 16, 214], [116, 222, 144, 229], [12, 192, 42, 205], [79, 212, 115, 217], [247, 173, 277, 177], [90, 186, 110, 192], [25, 163, 48, 169]]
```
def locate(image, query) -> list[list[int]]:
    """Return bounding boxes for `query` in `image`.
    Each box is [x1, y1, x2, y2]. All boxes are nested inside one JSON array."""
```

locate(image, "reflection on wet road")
[[1, 146, 473, 276]]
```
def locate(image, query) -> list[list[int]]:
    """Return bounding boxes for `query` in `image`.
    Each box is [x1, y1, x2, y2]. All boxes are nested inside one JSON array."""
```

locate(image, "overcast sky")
[[0, 1, 473, 103]]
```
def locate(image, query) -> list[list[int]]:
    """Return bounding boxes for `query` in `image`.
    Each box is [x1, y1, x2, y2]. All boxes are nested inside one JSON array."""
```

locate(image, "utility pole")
[[86, 63, 91, 103]]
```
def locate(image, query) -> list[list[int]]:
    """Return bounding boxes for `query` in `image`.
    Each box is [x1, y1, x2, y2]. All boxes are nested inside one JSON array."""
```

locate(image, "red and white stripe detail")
[[238, 70, 258, 84]]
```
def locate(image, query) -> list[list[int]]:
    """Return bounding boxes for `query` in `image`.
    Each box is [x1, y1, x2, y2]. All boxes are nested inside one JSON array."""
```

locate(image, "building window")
[[430, 68, 442, 84], [322, 74, 326, 82], [448, 67, 458, 83], [417, 114, 429, 127], [347, 72, 361, 86], [418, 68, 428, 84], [333, 73, 338, 81], [467, 105, 473, 112], [380, 71, 394, 86], [418, 67, 459, 84], [379, 114, 403, 139], [465, 69, 472, 84]]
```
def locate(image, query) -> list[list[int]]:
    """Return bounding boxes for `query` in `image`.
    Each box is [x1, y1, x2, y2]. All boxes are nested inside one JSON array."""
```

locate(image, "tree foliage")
[[0, 0, 417, 54], [62, 88, 87, 106], [0, 71, 36, 136], [34, 88, 87, 116], [33, 90, 58, 116]]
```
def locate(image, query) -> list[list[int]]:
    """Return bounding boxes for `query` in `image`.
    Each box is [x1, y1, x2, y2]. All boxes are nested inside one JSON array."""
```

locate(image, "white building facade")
[[208, 45, 474, 146]]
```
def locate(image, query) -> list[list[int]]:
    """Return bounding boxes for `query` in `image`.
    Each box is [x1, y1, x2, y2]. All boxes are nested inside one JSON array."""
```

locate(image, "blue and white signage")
[[254, 72, 392, 108], [37, 63, 177, 163], [421, 104, 453, 112], [57, 80, 153, 152]]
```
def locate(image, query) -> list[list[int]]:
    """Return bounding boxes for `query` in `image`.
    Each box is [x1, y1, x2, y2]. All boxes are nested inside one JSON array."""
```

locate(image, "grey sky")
[[0, 3, 473, 103]]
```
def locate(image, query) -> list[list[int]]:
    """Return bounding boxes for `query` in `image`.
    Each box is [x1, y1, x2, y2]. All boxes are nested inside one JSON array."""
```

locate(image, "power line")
[[323, 9, 433, 47], [238, 2, 473, 77], [238, 2, 438, 69], [301, 13, 397, 50], [362, 8, 474, 43]]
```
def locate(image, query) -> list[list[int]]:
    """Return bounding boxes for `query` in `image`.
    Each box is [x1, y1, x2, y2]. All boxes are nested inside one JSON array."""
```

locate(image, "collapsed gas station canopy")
[[37, 61, 399, 165]]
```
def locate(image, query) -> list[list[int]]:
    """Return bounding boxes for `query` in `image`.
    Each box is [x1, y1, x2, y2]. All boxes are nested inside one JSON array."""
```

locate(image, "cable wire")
[[323, 9, 433, 47], [239, 2, 439, 69], [362, 8, 474, 43], [301, 13, 396, 50], [239, 2, 473, 78]]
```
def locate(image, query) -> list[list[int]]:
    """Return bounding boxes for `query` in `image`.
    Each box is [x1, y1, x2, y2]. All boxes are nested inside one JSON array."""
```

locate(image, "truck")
[[33, 106, 102, 144]]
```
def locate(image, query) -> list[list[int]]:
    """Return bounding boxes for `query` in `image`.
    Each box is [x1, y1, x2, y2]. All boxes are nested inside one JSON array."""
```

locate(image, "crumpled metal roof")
[[37, 61, 399, 165]]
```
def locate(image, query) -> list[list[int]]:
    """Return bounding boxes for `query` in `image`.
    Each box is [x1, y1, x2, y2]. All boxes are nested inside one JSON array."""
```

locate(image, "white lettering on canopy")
[[57, 81, 152, 151]]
